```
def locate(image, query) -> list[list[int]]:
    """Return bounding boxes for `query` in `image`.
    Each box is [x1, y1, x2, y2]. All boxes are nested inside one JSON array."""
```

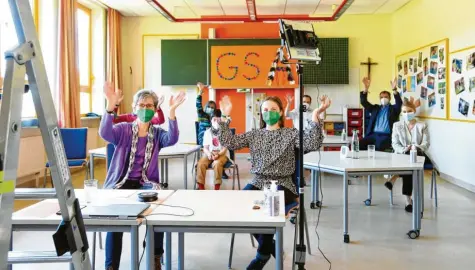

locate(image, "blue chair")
[[106, 143, 115, 170], [43, 128, 89, 187], [193, 123, 241, 190]]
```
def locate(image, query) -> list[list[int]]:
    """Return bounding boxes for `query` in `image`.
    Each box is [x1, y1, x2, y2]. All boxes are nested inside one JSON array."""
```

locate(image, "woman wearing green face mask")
[[214, 95, 331, 270], [100, 83, 186, 270]]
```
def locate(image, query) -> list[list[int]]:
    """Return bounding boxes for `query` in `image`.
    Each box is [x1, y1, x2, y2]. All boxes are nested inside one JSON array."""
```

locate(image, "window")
[[0, 0, 38, 119], [77, 4, 92, 115]]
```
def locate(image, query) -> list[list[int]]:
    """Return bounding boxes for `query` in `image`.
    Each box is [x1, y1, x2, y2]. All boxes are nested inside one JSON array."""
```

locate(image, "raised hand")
[[220, 96, 232, 116], [285, 94, 294, 104], [313, 95, 331, 122], [197, 82, 205, 95], [362, 77, 371, 91], [157, 94, 165, 107], [390, 77, 398, 90], [104, 82, 122, 110], [170, 91, 187, 110]]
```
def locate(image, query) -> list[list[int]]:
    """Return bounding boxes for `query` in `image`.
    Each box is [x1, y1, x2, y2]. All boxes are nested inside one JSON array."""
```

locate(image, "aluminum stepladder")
[[0, 0, 91, 269]]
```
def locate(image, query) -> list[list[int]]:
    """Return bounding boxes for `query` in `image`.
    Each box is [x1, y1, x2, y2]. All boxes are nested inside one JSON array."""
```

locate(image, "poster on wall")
[[210, 45, 298, 89], [449, 45, 475, 122], [395, 39, 448, 119]]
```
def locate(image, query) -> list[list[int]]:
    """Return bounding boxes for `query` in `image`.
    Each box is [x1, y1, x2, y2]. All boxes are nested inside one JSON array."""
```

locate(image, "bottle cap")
[[411, 145, 416, 150], [270, 181, 278, 192]]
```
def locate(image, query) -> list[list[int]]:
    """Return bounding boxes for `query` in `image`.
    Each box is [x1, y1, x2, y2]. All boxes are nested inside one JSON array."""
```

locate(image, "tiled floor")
[[10, 156, 475, 269]]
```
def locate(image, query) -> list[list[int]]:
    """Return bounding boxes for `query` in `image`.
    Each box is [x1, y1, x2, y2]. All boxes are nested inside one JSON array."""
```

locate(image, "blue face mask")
[[205, 107, 215, 115], [403, 112, 415, 122]]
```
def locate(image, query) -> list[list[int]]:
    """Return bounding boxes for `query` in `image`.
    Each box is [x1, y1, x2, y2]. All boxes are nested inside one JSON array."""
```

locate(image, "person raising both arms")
[[111, 90, 166, 125], [359, 77, 402, 151], [196, 82, 217, 145], [99, 82, 185, 270], [214, 95, 331, 270], [284, 94, 326, 130]]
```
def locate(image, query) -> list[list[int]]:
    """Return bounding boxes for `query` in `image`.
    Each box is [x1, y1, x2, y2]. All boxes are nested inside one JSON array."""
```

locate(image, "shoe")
[[405, 204, 413, 213], [197, 183, 205, 190], [384, 181, 393, 190], [222, 172, 229, 179], [246, 254, 270, 270], [154, 255, 162, 270], [215, 184, 221, 190], [106, 267, 114, 270]]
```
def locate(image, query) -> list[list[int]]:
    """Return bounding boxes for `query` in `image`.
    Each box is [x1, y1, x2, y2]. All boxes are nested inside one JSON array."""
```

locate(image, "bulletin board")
[[210, 45, 298, 89], [395, 39, 449, 119], [449, 45, 475, 122]]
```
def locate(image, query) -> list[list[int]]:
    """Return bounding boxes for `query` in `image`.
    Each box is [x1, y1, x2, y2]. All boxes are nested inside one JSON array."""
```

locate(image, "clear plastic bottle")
[[267, 181, 280, 216], [351, 129, 360, 159], [410, 145, 417, 163], [341, 129, 347, 142]]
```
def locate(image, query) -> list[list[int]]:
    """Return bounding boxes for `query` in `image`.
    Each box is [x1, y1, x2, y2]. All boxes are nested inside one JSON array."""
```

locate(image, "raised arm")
[[284, 94, 294, 118], [101, 82, 124, 144], [159, 92, 186, 148], [216, 121, 252, 151], [360, 77, 377, 110], [393, 90, 403, 114], [295, 95, 329, 151]]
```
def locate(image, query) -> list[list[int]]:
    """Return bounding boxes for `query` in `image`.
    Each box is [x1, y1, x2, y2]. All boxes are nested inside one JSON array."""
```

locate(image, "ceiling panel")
[[219, 0, 249, 16], [255, 0, 286, 15], [311, 0, 342, 15], [375, 0, 412, 14], [183, 0, 225, 16], [345, 0, 386, 14], [284, 0, 322, 15], [98, 0, 158, 16]]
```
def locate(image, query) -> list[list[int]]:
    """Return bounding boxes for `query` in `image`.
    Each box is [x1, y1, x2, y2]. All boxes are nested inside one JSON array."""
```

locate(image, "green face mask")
[[137, 108, 155, 123], [262, 111, 281, 126]]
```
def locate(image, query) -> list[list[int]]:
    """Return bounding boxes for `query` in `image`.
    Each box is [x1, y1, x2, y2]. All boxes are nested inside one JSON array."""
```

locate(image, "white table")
[[303, 151, 425, 242], [158, 144, 201, 189], [11, 189, 175, 270], [322, 135, 350, 148], [88, 147, 106, 179], [144, 190, 286, 270]]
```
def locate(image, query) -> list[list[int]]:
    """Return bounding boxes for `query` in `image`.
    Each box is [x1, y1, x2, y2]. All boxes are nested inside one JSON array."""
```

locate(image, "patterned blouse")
[[216, 120, 324, 196]]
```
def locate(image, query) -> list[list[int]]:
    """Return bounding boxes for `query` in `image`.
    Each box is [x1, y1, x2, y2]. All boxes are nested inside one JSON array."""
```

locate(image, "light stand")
[[278, 19, 321, 270]]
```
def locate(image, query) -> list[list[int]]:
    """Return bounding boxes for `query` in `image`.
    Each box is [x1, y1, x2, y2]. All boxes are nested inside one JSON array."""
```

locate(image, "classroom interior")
[[1, 0, 475, 269]]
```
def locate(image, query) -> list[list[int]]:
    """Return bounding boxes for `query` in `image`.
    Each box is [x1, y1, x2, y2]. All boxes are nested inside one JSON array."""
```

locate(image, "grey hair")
[[132, 89, 159, 109]]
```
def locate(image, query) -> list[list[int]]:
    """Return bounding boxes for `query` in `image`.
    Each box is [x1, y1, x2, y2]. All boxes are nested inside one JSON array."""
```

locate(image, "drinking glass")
[[84, 179, 98, 203], [368, 145, 376, 160]]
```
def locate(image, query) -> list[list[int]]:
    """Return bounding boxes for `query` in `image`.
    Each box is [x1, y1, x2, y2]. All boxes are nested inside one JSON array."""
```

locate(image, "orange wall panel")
[[201, 23, 279, 39]]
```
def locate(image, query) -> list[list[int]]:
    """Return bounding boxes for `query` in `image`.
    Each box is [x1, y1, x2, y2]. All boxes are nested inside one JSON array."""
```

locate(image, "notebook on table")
[[81, 203, 150, 220]]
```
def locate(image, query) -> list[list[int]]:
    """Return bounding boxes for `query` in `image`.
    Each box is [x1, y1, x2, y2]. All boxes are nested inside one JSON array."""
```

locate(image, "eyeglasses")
[[136, 103, 155, 109]]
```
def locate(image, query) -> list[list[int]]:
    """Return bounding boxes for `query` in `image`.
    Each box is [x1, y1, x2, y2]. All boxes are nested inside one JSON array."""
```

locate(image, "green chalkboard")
[[161, 39, 208, 85], [302, 38, 349, 85]]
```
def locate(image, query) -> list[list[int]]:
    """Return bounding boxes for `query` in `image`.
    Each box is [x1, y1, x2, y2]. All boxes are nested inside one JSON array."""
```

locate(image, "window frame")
[[76, 3, 93, 116]]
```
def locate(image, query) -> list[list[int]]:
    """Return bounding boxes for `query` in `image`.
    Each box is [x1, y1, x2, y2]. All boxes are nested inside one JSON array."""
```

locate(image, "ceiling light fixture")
[[145, 0, 176, 22]]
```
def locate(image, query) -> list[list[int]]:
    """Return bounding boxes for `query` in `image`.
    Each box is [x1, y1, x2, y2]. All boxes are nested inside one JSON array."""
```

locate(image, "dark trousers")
[[359, 133, 392, 151], [243, 183, 297, 257], [105, 180, 164, 269], [401, 151, 431, 196]]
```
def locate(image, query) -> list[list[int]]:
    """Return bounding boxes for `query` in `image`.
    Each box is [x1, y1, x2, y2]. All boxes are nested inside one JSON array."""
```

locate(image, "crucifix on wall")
[[360, 57, 378, 79]]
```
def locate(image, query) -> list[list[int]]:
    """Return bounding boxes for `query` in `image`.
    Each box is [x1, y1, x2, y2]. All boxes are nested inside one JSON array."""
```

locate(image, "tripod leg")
[[303, 209, 312, 255], [292, 213, 298, 270]]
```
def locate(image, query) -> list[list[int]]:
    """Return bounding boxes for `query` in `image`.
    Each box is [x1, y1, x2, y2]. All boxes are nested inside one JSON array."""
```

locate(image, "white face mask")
[[380, 98, 389, 106], [212, 120, 220, 129], [303, 103, 311, 112], [402, 112, 415, 122]]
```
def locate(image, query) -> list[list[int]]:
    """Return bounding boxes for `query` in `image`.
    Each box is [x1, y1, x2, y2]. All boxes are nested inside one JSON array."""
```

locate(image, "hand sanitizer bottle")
[[410, 145, 417, 163], [267, 181, 280, 216], [341, 129, 347, 142]]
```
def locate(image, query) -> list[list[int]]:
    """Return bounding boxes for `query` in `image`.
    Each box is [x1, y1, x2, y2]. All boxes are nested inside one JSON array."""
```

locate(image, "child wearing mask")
[[214, 95, 331, 270], [386, 100, 431, 213], [196, 109, 229, 190], [196, 82, 217, 146]]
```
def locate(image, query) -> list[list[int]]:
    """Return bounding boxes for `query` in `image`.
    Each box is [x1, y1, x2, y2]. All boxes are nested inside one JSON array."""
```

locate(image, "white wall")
[[391, 0, 475, 191]]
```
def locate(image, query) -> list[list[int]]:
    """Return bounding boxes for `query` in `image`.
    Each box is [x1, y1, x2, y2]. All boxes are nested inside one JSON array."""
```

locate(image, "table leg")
[[89, 154, 94, 179], [160, 159, 165, 184], [420, 169, 425, 212], [8, 234, 12, 270], [311, 170, 316, 203], [178, 232, 185, 270], [92, 232, 96, 270], [183, 155, 188, 190], [365, 175, 372, 206], [130, 225, 139, 270], [343, 173, 350, 243], [165, 159, 169, 186], [275, 227, 284, 270], [146, 225, 155, 270], [165, 232, 172, 270]]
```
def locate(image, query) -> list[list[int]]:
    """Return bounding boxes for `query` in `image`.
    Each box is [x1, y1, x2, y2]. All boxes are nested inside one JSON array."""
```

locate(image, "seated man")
[[359, 77, 402, 151], [196, 109, 229, 190]]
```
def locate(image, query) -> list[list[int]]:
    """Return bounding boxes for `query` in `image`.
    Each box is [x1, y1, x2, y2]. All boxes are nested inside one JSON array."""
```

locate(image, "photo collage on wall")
[[396, 40, 448, 119], [449, 46, 475, 121]]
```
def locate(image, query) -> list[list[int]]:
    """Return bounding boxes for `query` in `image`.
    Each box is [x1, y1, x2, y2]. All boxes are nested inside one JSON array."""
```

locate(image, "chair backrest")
[[194, 121, 200, 145], [229, 128, 236, 161], [60, 128, 88, 160], [106, 143, 115, 170]]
